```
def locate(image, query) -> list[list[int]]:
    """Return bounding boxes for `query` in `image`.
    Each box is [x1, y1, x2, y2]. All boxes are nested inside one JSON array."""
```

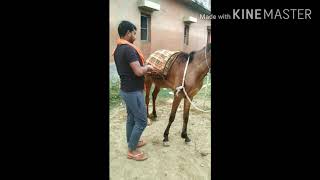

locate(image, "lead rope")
[[175, 53, 211, 113], [175, 55, 189, 96]]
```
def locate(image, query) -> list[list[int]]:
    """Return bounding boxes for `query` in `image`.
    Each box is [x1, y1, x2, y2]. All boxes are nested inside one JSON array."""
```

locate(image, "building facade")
[[110, 0, 211, 63]]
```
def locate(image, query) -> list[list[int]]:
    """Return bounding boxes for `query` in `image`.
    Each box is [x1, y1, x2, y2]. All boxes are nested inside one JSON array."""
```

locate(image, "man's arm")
[[129, 61, 153, 77]]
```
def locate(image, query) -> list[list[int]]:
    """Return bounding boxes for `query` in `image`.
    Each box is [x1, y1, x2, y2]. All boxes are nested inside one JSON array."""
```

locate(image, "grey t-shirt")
[[114, 44, 144, 92]]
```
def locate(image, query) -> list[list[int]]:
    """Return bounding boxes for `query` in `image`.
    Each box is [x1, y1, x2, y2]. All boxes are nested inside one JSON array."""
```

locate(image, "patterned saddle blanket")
[[145, 49, 181, 78]]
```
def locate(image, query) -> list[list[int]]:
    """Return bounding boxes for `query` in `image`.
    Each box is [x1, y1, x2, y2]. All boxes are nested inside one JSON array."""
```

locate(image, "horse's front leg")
[[144, 79, 152, 118], [144, 79, 153, 125], [163, 95, 183, 146], [181, 97, 193, 143], [151, 86, 160, 119]]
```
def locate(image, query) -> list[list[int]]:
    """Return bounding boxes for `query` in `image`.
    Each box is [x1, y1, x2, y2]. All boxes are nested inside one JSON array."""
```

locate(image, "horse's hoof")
[[148, 115, 157, 121], [185, 141, 192, 145], [185, 138, 191, 144], [163, 141, 170, 147]]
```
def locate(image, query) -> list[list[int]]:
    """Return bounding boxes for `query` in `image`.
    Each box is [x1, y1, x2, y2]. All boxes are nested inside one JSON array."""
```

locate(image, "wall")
[[109, 0, 211, 63], [109, 0, 142, 63]]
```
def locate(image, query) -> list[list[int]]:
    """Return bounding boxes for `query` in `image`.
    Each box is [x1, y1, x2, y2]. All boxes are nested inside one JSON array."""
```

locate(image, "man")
[[113, 21, 156, 161]]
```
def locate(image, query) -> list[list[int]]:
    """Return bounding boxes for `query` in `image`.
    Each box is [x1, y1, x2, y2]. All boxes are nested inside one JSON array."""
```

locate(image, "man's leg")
[[126, 105, 135, 144], [127, 91, 148, 151], [120, 91, 135, 144], [121, 90, 148, 160]]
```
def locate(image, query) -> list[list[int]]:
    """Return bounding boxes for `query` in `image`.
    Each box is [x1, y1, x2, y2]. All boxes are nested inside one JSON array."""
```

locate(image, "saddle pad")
[[145, 49, 181, 76]]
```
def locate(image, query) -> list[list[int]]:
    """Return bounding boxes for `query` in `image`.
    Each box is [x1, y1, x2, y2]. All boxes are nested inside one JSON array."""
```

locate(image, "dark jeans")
[[119, 90, 147, 151]]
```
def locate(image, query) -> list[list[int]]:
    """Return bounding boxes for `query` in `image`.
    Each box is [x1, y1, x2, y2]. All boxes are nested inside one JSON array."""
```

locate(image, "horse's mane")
[[178, 51, 196, 64], [178, 43, 211, 64]]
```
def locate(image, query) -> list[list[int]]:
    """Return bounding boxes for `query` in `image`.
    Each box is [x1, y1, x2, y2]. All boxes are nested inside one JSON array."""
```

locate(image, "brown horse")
[[144, 43, 211, 146]]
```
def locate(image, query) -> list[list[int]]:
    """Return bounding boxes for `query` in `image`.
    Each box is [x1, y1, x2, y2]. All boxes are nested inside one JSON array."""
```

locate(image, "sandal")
[[127, 152, 148, 161], [137, 140, 147, 148]]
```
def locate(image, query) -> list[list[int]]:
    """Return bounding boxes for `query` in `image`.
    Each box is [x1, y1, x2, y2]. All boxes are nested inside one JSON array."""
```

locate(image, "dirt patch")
[[109, 99, 211, 180]]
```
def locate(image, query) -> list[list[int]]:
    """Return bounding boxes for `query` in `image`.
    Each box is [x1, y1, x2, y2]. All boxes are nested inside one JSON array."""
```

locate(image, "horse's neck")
[[190, 49, 210, 79]]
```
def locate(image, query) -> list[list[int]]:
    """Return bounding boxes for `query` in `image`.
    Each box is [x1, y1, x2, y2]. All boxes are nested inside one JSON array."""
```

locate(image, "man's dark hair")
[[118, 21, 137, 37]]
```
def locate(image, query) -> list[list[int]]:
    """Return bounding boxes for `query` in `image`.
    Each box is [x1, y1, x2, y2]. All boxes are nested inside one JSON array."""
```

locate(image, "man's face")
[[127, 30, 137, 43]]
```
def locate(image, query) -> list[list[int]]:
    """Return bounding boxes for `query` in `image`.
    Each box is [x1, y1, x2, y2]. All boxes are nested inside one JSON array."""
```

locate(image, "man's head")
[[118, 21, 137, 43]]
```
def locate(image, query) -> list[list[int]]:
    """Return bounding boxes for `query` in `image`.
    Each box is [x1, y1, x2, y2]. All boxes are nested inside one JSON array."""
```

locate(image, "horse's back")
[[146, 49, 180, 76]]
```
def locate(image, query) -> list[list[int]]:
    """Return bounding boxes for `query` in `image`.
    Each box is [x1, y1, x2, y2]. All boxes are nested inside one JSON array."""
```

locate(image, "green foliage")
[[109, 75, 211, 110], [109, 80, 121, 110]]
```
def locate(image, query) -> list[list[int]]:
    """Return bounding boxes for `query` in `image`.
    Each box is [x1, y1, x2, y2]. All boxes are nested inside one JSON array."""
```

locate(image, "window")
[[184, 24, 189, 45], [141, 15, 149, 41]]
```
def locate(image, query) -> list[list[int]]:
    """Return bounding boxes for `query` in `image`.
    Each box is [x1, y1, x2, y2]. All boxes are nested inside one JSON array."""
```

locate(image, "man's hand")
[[129, 61, 161, 76], [146, 64, 154, 71], [146, 65, 161, 74]]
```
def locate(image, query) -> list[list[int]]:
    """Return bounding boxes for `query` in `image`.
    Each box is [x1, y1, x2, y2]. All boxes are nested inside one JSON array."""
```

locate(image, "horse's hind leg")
[[163, 95, 183, 146], [151, 85, 160, 118], [181, 97, 193, 143]]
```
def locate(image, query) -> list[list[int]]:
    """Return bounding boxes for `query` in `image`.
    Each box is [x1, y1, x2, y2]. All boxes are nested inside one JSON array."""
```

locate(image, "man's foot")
[[147, 118, 152, 126], [137, 139, 147, 148], [127, 150, 148, 161]]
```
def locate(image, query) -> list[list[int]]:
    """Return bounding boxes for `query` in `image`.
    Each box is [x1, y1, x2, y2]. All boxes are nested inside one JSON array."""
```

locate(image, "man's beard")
[[129, 36, 135, 43]]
